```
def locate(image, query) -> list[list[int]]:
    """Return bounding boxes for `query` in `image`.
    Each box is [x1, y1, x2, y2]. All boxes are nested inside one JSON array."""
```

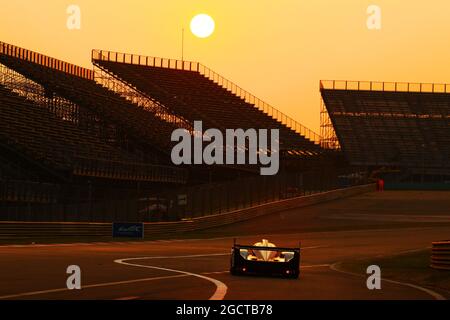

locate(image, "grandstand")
[[91, 50, 323, 156], [0, 42, 189, 213], [320, 80, 450, 183], [0, 44, 186, 160], [0, 41, 339, 222]]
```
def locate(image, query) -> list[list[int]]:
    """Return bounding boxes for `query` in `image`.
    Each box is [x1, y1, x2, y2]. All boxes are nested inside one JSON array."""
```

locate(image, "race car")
[[230, 239, 301, 279]]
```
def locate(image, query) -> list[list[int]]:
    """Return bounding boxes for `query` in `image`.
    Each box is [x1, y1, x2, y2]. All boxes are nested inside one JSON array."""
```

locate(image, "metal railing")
[[320, 98, 341, 150], [0, 169, 365, 223], [92, 49, 322, 145], [0, 41, 94, 80], [320, 80, 450, 94]]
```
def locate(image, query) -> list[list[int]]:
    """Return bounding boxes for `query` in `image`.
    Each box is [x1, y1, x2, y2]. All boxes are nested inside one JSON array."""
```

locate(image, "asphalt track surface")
[[1, 191, 450, 300]]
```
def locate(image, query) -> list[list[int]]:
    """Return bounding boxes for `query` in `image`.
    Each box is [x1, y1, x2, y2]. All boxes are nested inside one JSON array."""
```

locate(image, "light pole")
[[181, 28, 185, 61]]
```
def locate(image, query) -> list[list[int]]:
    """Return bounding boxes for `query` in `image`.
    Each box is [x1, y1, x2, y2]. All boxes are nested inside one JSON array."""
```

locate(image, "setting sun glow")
[[190, 14, 215, 38], [2, 1, 450, 132]]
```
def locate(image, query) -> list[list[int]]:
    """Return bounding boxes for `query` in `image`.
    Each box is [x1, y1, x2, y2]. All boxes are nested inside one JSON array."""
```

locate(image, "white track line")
[[0, 274, 188, 300], [115, 255, 228, 300], [0, 247, 324, 300], [113, 249, 324, 300], [1, 225, 444, 249], [115, 296, 140, 300], [325, 213, 450, 223], [330, 262, 446, 300], [126, 253, 230, 259], [301, 264, 331, 269], [0, 233, 330, 249]]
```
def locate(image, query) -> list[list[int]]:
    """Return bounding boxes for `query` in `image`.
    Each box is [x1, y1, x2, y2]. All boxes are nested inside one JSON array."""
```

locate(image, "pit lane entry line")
[[0, 247, 322, 300], [113, 248, 327, 301], [115, 256, 228, 300]]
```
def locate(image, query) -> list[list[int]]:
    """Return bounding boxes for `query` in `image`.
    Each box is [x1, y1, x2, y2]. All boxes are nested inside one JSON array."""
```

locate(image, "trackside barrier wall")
[[0, 184, 375, 242], [0, 170, 344, 222]]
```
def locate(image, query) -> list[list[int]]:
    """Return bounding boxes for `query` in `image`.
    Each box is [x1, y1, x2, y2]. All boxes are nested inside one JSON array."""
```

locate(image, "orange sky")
[[1, 0, 450, 133]]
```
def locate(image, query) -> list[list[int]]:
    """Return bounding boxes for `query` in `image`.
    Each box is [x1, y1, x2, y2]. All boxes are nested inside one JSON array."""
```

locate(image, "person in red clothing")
[[378, 179, 385, 192]]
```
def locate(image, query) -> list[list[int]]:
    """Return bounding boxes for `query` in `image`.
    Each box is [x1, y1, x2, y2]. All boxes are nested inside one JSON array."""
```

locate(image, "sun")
[[190, 14, 215, 38]]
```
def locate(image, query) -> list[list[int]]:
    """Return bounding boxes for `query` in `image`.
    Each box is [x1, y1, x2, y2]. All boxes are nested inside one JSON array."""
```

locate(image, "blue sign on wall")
[[112, 222, 144, 238]]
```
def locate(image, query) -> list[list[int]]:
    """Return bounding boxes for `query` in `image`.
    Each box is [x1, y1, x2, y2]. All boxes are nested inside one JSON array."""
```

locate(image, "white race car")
[[230, 239, 301, 279]]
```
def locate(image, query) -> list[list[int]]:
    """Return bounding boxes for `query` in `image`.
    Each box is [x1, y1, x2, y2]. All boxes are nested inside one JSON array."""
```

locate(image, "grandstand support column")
[[320, 94, 340, 150], [88, 180, 93, 222], [91, 63, 192, 132], [136, 181, 141, 200], [421, 144, 426, 184], [208, 168, 212, 184]]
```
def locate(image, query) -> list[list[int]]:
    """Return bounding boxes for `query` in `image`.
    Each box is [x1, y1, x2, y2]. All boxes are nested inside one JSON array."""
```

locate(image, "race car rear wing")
[[232, 239, 301, 252]]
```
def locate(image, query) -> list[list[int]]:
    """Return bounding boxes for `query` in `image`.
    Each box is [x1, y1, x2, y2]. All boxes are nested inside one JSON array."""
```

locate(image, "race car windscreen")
[[239, 248, 295, 262]]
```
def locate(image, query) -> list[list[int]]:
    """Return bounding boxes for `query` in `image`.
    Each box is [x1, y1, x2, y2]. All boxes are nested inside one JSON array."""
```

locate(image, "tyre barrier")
[[431, 240, 450, 270], [0, 184, 376, 243]]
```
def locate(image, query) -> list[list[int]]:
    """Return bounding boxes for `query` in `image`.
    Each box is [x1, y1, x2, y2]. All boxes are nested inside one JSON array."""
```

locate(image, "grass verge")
[[340, 249, 450, 298]]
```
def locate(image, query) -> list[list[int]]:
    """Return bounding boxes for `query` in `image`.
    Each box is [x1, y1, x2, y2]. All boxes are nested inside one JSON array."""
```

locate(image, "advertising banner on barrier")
[[112, 222, 144, 238]]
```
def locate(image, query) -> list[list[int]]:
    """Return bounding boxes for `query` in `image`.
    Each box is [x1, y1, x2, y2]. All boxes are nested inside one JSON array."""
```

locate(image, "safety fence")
[[0, 170, 365, 223], [431, 240, 450, 270], [0, 184, 376, 242]]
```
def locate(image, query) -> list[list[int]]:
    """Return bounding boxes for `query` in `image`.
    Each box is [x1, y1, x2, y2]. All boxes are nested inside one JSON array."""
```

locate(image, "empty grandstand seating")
[[0, 84, 129, 169], [0, 83, 186, 182], [92, 51, 323, 155], [0, 42, 188, 184], [0, 55, 181, 155], [321, 81, 450, 176], [0, 41, 351, 222]]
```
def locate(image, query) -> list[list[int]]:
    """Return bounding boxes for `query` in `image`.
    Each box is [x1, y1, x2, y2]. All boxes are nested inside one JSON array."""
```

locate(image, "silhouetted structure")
[[92, 50, 323, 156], [321, 80, 450, 183], [0, 41, 346, 222]]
